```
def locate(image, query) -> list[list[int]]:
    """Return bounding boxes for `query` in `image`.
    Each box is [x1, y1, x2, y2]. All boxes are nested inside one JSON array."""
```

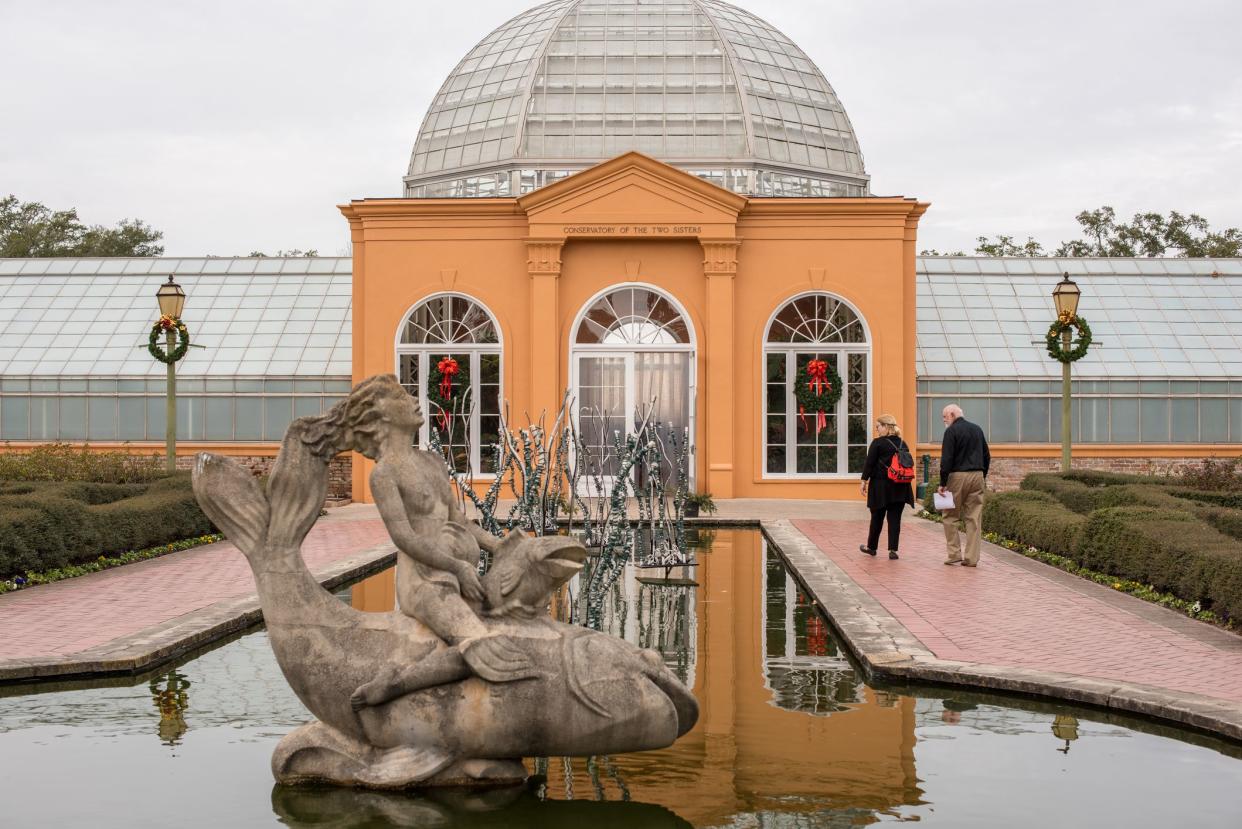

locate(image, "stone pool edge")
[[0, 542, 397, 684], [761, 519, 1242, 744]]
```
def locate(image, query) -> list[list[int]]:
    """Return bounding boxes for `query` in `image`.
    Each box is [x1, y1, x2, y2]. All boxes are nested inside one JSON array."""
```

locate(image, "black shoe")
[[888, 551, 899, 560], [859, 544, 877, 556]]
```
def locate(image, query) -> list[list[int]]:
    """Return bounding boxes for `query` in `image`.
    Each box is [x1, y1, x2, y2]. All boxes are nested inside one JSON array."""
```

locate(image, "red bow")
[[158, 315, 176, 330], [799, 360, 831, 435], [799, 405, 828, 436], [436, 357, 460, 432], [806, 359, 830, 396], [437, 357, 459, 400]]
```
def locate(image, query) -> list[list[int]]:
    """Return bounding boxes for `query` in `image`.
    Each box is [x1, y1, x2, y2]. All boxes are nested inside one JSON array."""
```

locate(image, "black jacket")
[[939, 417, 991, 487], [861, 436, 916, 510]]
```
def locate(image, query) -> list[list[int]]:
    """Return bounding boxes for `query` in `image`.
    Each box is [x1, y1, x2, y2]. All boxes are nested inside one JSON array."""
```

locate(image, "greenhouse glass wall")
[[2, 255, 1239, 479], [914, 257, 1242, 446]]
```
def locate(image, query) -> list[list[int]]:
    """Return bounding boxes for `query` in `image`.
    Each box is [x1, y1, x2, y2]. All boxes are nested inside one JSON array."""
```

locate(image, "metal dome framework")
[[405, 0, 869, 198]]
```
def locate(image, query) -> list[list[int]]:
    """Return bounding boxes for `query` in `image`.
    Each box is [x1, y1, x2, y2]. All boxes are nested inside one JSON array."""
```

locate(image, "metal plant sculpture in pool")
[[427, 392, 696, 630]]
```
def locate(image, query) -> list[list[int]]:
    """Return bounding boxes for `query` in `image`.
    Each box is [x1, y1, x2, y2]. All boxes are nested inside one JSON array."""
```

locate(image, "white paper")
[[933, 491, 956, 511]]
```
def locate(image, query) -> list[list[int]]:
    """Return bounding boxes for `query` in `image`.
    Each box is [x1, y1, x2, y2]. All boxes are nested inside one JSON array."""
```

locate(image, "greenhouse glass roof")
[[0, 258, 352, 377], [0, 256, 1240, 381], [916, 257, 1242, 379]]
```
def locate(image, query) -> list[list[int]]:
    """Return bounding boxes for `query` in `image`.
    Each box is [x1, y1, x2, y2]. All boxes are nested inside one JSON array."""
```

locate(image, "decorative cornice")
[[701, 238, 741, 276], [525, 238, 564, 276], [741, 198, 927, 219]]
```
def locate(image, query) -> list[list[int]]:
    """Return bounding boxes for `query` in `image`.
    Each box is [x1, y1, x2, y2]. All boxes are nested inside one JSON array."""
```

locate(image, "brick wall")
[[172, 453, 353, 501], [917, 454, 1228, 492]]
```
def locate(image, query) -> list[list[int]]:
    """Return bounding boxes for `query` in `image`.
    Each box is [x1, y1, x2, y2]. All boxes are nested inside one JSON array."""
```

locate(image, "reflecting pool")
[[1, 530, 1240, 827]]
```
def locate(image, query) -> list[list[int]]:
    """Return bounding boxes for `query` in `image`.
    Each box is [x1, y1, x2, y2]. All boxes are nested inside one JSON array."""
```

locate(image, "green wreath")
[[148, 317, 190, 364], [793, 358, 843, 413], [1045, 315, 1093, 363], [427, 356, 471, 414]]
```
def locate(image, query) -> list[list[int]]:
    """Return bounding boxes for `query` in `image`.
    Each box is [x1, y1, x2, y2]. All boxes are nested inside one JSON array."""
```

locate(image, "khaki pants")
[[943, 471, 986, 565]]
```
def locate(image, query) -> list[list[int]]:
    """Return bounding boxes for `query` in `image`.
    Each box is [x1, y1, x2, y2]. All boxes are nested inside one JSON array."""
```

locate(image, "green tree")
[[0, 195, 163, 257], [248, 249, 319, 257], [968, 206, 1242, 258], [974, 235, 1046, 257], [1055, 208, 1242, 258]]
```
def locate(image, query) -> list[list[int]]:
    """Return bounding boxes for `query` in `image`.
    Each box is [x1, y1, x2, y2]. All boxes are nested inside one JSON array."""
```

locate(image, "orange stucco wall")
[[341, 152, 928, 503]]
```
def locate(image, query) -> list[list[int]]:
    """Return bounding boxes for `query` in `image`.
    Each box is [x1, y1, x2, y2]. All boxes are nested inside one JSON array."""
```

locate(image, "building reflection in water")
[[350, 530, 923, 825]]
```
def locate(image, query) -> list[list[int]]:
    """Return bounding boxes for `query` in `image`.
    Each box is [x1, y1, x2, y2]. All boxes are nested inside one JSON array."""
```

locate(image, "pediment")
[[520, 152, 744, 238]]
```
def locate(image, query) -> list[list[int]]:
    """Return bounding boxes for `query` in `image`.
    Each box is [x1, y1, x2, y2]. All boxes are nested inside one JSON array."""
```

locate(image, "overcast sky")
[[2, 0, 1239, 257]]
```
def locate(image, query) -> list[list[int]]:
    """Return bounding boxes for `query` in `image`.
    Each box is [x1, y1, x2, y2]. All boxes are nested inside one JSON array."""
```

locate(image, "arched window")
[[763, 293, 870, 476], [396, 294, 501, 475], [570, 285, 695, 490], [575, 286, 692, 346]]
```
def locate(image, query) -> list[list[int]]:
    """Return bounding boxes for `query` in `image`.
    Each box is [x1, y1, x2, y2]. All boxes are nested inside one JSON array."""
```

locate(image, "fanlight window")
[[396, 294, 502, 477], [575, 286, 691, 346], [401, 295, 499, 345], [763, 293, 870, 477], [765, 294, 866, 345]]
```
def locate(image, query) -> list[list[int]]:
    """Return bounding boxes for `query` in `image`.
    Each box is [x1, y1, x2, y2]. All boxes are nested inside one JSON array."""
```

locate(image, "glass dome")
[[405, 0, 869, 198]]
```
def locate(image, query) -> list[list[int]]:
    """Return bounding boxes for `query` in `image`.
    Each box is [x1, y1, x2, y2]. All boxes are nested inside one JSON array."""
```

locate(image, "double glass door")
[[574, 351, 693, 495]]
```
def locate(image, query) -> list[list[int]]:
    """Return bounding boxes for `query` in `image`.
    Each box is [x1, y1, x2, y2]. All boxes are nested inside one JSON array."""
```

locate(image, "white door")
[[573, 351, 693, 497]]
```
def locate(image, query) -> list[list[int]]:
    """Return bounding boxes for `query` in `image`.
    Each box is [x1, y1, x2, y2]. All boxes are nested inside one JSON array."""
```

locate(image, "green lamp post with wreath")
[[152, 276, 189, 473], [1047, 273, 1090, 472]]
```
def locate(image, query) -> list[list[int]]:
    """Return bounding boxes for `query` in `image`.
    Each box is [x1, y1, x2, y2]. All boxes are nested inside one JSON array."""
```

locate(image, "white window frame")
[[762, 291, 872, 479], [568, 282, 698, 491], [393, 292, 503, 478]]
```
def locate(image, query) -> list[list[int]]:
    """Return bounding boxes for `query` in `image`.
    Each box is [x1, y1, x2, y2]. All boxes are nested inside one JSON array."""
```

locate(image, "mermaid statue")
[[191, 375, 697, 789]]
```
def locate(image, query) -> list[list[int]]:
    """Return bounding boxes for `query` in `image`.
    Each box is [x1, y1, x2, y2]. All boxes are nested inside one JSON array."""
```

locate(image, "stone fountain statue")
[[191, 375, 697, 789]]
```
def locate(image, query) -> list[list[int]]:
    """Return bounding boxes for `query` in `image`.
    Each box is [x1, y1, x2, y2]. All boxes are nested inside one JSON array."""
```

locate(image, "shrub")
[[982, 490, 1084, 558], [0, 473, 214, 579], [1167, 487, 1242, 511], [1059, 469, 1177, 488], [1020, 474, 1103, 514], [0, 442, 164, 484], [1176, 457, 1242, 493], [987, 470, 1242, 624], [1077, 506, 1242, 621]]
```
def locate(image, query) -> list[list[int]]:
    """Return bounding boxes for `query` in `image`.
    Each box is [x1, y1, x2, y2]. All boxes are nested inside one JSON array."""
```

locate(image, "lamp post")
[[1052, 273, 1081, 472], [155, 276, 187, 473]]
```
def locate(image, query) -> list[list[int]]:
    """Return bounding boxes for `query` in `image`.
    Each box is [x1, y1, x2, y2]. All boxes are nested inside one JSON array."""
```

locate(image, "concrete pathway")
[[0, 505, 392, 680]]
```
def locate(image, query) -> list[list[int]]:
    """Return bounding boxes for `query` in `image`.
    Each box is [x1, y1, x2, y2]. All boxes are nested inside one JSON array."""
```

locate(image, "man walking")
[[938, 404, 990, 567]]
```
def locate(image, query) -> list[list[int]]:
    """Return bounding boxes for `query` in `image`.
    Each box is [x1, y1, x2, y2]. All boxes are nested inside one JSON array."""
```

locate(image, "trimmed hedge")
[[981, 491, 1084, 559], [1078, 506, 1242, 621], [986, 470, 1242, 623], [0, 442, 164, 483], [0, 473, 215, 579]]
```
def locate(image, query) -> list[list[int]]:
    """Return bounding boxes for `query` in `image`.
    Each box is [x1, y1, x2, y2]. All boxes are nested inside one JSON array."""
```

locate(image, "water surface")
[[1, 530, 1239, 827]]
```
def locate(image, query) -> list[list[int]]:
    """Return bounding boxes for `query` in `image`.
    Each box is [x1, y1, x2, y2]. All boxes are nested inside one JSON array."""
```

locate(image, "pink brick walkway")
[[795, 518, 1242, 705], [0, 511, 389, 660]]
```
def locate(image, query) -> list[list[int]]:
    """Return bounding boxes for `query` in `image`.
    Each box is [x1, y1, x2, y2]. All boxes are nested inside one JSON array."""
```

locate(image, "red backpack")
[[885, 438, 916, 484]]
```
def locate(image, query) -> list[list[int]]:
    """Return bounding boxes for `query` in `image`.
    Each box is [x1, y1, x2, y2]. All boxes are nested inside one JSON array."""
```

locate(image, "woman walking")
[[859, 414, 916, 560]]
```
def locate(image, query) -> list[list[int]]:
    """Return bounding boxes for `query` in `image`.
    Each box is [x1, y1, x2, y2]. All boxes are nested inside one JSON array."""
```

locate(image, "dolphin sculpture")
[[191, 418, 697, 789]]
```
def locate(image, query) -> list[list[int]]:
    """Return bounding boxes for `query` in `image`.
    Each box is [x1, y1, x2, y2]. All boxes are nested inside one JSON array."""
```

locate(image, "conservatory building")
[[1, 0, 1240, 502]]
